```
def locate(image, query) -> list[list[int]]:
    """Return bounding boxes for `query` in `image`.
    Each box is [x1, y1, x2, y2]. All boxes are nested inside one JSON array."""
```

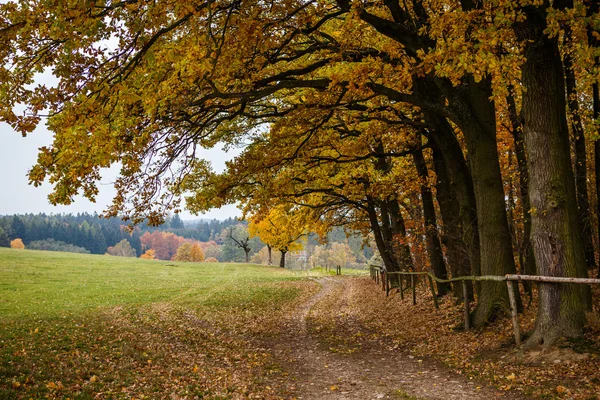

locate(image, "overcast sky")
[[0, 121, 241, 220], [0, 17, 241, 222]]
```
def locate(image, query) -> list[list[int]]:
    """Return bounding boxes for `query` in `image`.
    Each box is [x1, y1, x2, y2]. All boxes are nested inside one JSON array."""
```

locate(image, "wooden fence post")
[[411, 274, 416, 305], [462, 280, 470, 331], [399, 275, 404, 300], [427, 275, 439, 309], [386, 272, 390, 296], [506, 280, 521, 345]]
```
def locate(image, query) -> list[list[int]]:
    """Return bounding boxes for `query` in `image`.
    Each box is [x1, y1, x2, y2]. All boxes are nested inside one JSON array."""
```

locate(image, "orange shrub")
[[10, 238, 24, 249]]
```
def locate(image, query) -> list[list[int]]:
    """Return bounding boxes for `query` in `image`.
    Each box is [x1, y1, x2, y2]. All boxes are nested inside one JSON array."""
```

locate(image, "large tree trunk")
[[419, 78, 478, 300], [366, 197, 402, 274], [590, 2, 600, 278], [431, 138, 472, 299], [413, 145, 450, 295], [445, 78, 521, 327], [516, 4, 591, 346], [595, 83, 600, 279], [507, 91, 537, 293], [366, 141, 414, 281], [564, 27, 596, 269]]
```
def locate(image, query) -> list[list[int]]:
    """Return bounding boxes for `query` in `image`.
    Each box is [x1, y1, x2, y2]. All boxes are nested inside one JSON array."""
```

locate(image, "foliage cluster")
[[0, 214, 240, 256], [106, 239, 137, 257], [9, 238, 24, 249], [27, 238, 89, 254], [2, 0, 599, 344], [0, 213, 372, 266]]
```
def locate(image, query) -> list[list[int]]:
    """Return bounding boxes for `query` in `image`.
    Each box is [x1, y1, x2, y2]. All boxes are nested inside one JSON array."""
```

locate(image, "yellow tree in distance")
[[249, 205, 321, 269]]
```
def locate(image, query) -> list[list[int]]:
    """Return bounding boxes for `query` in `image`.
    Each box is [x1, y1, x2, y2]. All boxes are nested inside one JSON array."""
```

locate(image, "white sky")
[[0, 6, 241, 221], [0, 121, 241, 220]]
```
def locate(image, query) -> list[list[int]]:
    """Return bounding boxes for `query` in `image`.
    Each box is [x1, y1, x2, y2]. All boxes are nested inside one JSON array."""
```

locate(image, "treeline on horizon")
[[0, 213, 374, 265], [0, 213, 239, 256]]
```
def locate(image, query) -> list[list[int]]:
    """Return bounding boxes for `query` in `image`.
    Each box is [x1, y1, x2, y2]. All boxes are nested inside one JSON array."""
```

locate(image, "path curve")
[[261, 277, 530, 400]]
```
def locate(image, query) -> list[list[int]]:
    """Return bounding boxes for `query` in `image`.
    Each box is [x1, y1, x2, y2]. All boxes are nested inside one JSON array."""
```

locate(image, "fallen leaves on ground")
[[3, 274, 600, 399], [306, 276, 600, 400], [0, 280, 319, 399]]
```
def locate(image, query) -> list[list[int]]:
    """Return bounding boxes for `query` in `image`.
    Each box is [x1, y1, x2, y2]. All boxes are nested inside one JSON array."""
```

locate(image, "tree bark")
[[595, 83, 600, 279], [507, 91, 537, 293], [279, 250, 287, 268], [590, 1, 600, 277], [418, 78, 479, 301], [413, 145, 450, 295], [431, 138, 473, 299], [385, 198, 413, 271], [366, 197, 402, 274], [365, 141, 414, 281], [444, 78, 521, 327], [516, 3, 591, 346], [564, 27, 595, 269], [267, 244, 272, 265]]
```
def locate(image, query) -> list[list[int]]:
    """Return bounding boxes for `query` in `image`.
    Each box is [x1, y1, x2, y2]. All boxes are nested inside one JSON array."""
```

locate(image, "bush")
[[10, 238, 24, 249], [204, 257, 218, 263], [28, 239, 90, 254], [106, 239, 137, 257], [140, 249, 156, 259], [173, 242, 204, 262]]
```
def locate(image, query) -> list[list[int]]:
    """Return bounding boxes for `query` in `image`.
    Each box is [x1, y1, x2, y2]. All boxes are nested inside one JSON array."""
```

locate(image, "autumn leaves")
[[0, 0, 599, 344]]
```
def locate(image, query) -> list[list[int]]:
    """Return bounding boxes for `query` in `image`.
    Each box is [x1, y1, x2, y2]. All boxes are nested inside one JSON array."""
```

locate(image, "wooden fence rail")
[[368, 264, 600, 345]]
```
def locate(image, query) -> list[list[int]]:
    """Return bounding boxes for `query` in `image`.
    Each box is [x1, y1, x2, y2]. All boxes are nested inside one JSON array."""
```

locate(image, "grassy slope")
[[0, 248, 339, 399], [0, 248, 307, 319]]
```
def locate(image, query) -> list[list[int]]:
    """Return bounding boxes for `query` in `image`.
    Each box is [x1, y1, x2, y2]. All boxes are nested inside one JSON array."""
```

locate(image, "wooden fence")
[[368, 264, 600, 345]]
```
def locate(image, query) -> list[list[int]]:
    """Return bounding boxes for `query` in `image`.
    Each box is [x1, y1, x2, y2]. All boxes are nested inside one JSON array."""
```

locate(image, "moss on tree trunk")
[[445, 78, 521, 327], [516, 4, 590, 346]]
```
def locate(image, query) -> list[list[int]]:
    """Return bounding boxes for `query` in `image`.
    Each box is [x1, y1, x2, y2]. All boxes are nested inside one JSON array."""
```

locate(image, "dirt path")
[[261, 277, 530, 400]]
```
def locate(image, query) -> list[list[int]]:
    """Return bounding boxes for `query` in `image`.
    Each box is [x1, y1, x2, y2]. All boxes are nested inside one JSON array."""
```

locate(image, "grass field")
[[0, 248, 356, 399], [0, 248, 310, 318]]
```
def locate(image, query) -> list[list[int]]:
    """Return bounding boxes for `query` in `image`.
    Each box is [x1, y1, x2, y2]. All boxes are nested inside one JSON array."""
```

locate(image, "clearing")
[[0, 249, 598, 399]]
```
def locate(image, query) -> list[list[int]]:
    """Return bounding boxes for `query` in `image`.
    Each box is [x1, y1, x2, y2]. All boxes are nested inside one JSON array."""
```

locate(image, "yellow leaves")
[[173, 242, 205, 262], [249, 205, 313, 255], [46, 381, 64, 391], [329, 385, 339, 391]]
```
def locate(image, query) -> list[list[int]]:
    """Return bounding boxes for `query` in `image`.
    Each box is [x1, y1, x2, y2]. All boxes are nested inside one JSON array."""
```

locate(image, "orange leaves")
[[9, 238, 24, 249], [173, 242, 205, 262], [140, 249, 156, 260], [140, 231, 185, 261]]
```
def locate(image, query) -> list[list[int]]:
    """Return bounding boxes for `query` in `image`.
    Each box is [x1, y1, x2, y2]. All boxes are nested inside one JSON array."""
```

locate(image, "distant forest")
[[0, 213, 239, 256], [0, 213, 374, 266]]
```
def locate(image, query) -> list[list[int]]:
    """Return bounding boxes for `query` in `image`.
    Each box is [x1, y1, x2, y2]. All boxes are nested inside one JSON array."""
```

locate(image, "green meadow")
[[0, 248, 363, 399], [0, 248, 308, 319]]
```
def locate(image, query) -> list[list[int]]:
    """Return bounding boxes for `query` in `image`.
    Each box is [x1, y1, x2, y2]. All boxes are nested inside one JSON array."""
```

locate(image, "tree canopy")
[[2, 0, 600, 346]]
